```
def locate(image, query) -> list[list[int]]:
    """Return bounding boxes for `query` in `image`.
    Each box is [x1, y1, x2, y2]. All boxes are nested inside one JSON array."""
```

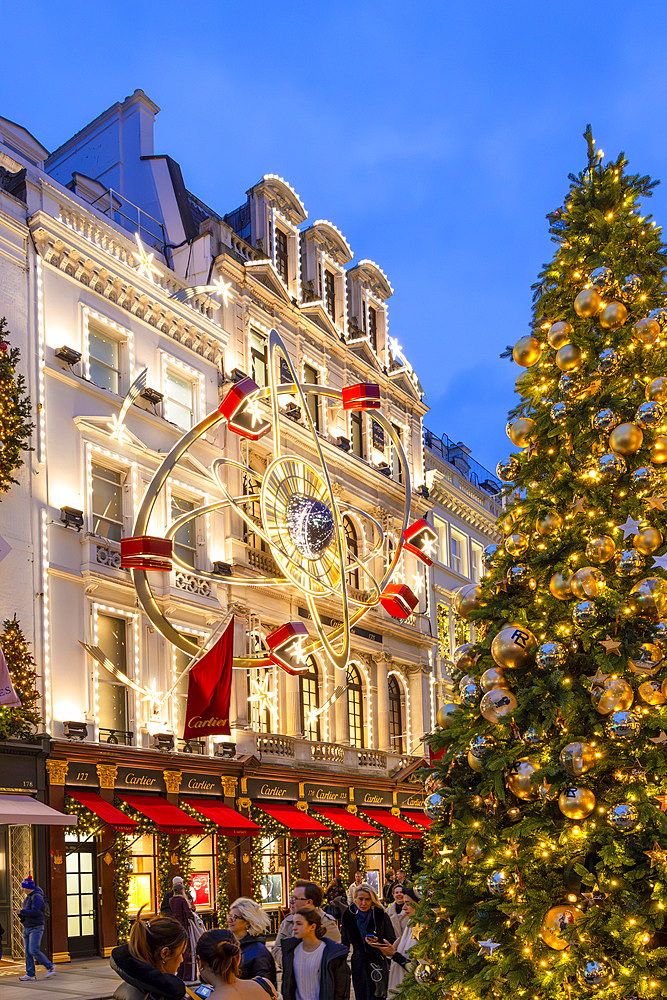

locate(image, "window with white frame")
[[346, 664, 364, 748], [450, 528, 469, 577], [174, 647, 190, 732], [300, 657, 320, 741], [97, 613, 129, 734], [171, 494, 199, 568], [350, 409, 364, 459], [390, 423, 404, 484], [303, 363, 321, 432], [275, 228, 289, 283], [91, 463, 126, 542], [324, 270, 336, 321], [471, 541, 483, 582], [165, 368, 196, 429], [388, 675, 404, 753], [88, 323, 123, 393], [434, 516, 447, 565], [251, 330, 268, 387]]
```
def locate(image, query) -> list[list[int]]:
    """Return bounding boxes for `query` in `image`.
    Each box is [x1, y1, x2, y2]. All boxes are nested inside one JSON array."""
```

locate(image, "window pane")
[[165, 370, 194, 429], [98, 615, 127, 675], [346, 665, 364, 748], [300, 660, 320, 740], [275, 229, 288, 282], [98, 679, 127, 732], [171, 496, 197, 567], [303, 364, 320, 431], [91, 464, 124, 542], [251, 332, 268, 387], [351, 411, 364, 458], [89, 328, 120, 393]]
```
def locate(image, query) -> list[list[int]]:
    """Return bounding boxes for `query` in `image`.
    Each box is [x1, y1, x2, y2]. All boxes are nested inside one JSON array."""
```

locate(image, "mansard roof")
[[301, 220, 353, 265], [250, 174, 307, 225], [347, 259, 393, 300]]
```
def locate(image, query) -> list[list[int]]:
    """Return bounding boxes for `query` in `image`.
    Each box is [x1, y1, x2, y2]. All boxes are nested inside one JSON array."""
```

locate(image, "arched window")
[[344, 516, 359, 589], [347, 664, 364, 747], [388, 675, 404, 753], [300, 657, 320, 741]]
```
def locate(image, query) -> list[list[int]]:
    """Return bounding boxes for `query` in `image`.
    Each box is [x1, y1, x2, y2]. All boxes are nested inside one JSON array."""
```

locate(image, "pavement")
[[0, 957, 118, 1000]]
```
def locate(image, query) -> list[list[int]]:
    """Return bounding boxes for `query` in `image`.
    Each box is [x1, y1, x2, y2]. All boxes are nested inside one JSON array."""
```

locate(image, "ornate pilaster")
[[164, 770, 182, 795], [96, 763, 117, 789], [46, 759, 68, 785]]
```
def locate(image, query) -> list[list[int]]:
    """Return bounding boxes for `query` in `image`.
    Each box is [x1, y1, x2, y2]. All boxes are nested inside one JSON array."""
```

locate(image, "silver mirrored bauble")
[[649, 306, 667, 331], [559, 373, 584, 399], [631, 466, 661, 495], [596, 347, 620, 375], [482, 544, 501, 570], [607, 802, 639, 831], [507, 563, 533, 587], [636, 401, 664, 429], [423, 793, 445, 820], [615, 549, 646, 578], [621, 273, 641, 299], [453, 643, 477, 670], [654, 620, 667, 642], [523, 726, 545, 746], [423, 773, 442, 795], [535, 641, 567, 670], [592, 408, 621, 432], [285, 494, 335, 559], [497, 457, 520, 482], [459, 681, 480, 708], [414, 962, 433, 985], [458, 673, 476, 691], [486, 870, 519, 898], [469, 734, 496, 760], [578, 960, 610, 990], [589, 266, 614, 293], [605, 710, 640, 741], [550, 402, 569, 425], [596, 453, 626, 482], [573, 601, 598, 626]]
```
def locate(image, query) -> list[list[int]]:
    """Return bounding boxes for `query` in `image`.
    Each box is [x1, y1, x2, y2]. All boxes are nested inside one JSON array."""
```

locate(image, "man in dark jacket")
[[281, 935, 350, 1000], [18, 876, 55, 981]]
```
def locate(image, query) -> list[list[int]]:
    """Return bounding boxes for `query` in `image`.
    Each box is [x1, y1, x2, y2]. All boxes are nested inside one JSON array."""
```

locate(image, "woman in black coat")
[[340, 885, 395, 1000]]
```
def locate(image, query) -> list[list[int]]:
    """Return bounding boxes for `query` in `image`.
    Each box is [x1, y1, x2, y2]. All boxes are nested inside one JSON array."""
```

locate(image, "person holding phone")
[[340, 885, 395, 1000], [364, 885, 421, 996]]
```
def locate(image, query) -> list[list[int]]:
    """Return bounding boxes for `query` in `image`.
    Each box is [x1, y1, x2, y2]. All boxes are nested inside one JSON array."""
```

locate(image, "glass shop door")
[[66, 844, 98, 958]]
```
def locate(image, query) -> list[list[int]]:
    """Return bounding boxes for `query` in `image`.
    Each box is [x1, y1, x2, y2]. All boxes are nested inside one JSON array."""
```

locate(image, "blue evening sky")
[[4, 1, 667, 474]]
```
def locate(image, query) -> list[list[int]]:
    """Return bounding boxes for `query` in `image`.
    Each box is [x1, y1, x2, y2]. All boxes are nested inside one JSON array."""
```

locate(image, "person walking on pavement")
[[17, 876, 55, 981], [273, 881, 340, 969], [341, 884, 395, 1000], [227, 897, 277, 985], [280, 907, 350, 1000], [346, 871, 364, 906]]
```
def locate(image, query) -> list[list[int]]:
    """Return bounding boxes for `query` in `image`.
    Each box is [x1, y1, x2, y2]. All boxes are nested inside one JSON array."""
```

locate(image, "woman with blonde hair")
[[341, 885, 395, 1000], [196, 929, 277, 1000], [227, 898, 276, 985], [367, 885, 422, 996], [111, 904, 187, 1000]]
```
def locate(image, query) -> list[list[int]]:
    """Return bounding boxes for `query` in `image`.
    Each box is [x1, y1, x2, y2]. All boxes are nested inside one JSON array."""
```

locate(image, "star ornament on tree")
[[599, 636, 621, 655], [649, 731, 667, 745], [645, 495, 666, 511], [618, 515, 642, 539], [655, 794, 667, 812], [644, 842, 667, 868], [651, 553, 667, 571], [477, 938, 501, 957], [569, 495, 586, 515]]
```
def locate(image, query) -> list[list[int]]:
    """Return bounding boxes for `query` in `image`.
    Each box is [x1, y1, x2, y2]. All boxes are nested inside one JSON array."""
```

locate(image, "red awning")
[[118, 794, 203, 834], [68, 791, 139, 833], [361, 808, 422, 839], [403, 813, 433, 831], [255, 803, 329, 838], [182, 798, 260, 836], [310, 806, 381, 836]]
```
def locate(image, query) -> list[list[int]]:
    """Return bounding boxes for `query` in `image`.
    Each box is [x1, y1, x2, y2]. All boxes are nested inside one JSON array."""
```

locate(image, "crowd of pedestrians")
[[105, 866, 419, 1000]]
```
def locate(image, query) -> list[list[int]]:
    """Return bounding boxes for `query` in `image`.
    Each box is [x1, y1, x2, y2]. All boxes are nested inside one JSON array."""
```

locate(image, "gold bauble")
[[586, 535, 616, 564], [592, 677, 633, 715], [609, 422, 643, 455], [570, 566, 606, 599], [480, 687, 518, 724], [632, 317, 660, 345], [506, 758, 539, 800], [559, 742, 596, 776], [454, 583, 485, 619], [547, 320, 573, 349], [491, 623, 537, 669], [638, 679, 666, 706], [499, 511, 515, 534], [480, 666, 507, 693], [634, 526, 663, 555], [515, 371, 531, 396], [599, 301, 628, 329], [629, 642, 664, 676], [513, 335, 542, 367], [536, 510, 563, 536], [651, 436, 667, 463], [507, 417, 536, 449], [436, 703, 460, 729], [556, 343, 583, 372], [540, 905, 582, 950], [646, 376, 667, 403], [629, 577, 667, 619], [505, 532, 529, 557], [574, 287, 601, 317], [465, 834, 485, 860], [468, 751, 484, 772], [558, 786, 596, 820], [549, 571, 573, 600]]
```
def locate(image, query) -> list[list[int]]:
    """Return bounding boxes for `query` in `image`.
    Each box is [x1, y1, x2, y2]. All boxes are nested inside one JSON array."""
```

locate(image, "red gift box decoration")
[[219, 376, 272, 441], [267, 621, 311, 675], [402, 518, 439, 566], [341, 382, 381, 411], [380, 583, 418, 619], [121, 535, 173, 571]]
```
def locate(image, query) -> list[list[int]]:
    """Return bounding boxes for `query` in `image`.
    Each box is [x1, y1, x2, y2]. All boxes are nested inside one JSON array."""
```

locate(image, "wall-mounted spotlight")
[[60, 506, 84, 531], [63, 720, 88, 740], [152, 733, 175, 752], [55, 346, 82, 366], [212, 561, 233, 576]]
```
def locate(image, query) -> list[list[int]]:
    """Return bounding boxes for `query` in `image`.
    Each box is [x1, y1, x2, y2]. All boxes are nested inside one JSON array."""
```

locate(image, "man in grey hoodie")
[[272, 881, 340, 969]]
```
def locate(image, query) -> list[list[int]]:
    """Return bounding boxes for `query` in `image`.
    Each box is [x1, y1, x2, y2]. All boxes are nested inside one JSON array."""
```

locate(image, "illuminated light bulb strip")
[[36, 259, 46, 464], [40, 509, 52, 733], [352, 658, 373, 748], [388, 669, 411, 751]]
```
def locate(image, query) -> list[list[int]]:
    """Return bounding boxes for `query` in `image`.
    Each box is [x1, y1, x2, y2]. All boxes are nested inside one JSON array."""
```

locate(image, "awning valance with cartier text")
[[360, 808, 423, 839], [255, 803, 329, 838], [118, 794, 203, 834], [182, 798, 260, 836], [68, 791, 139, 833], [310, 806, 381, 836]]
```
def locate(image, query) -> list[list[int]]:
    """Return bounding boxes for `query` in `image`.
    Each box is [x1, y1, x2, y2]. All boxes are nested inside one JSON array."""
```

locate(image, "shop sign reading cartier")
[[304, 784, 349, 804], [116, 767, 166, 793], [353, 787, 393, 808], [245, 778, 299, 801], [182, 774, 219, 794]]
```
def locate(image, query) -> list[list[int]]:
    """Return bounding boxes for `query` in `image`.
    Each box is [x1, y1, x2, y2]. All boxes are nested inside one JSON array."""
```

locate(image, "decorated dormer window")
[[346, 260, 393, 358], [300, 221, 353, 335]]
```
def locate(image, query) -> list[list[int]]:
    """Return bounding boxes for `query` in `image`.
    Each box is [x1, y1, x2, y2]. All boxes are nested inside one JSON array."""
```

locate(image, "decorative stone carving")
[[237, 797, 252, 810], [346, 804, 358, 815], [296, 800, 308, 813], [221, 777, 237, 797], [164, 770, 182, 794], [97, 763, 118, 789], [46, 759, 68, 785]]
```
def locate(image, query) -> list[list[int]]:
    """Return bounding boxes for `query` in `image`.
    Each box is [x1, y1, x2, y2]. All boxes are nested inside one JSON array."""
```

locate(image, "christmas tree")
[[0, 616, 41, 739], [407, 130, 667, 1000], [0, 316, 33, 497]]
